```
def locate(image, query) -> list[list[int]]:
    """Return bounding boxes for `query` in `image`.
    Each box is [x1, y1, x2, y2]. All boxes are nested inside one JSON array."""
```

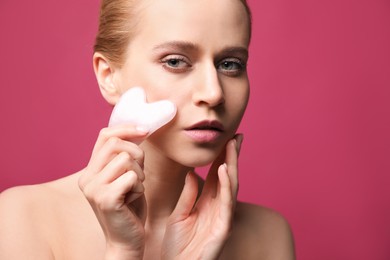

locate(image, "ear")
[[93, 52, 121, 105]]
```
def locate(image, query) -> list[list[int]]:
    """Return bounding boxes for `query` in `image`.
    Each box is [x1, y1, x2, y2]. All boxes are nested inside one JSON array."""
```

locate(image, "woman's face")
[[114, 0, 250, 167]]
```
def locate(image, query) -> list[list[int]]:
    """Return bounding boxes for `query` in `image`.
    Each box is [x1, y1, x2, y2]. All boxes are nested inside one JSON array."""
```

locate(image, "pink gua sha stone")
[[109, 87, 177, 137]]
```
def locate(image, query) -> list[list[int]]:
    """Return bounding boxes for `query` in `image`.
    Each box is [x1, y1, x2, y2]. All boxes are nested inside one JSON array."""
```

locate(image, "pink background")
[[1, 0, 389, 259]]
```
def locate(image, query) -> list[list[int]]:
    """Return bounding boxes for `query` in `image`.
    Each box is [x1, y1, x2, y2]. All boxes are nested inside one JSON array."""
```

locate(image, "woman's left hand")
[[161, 135, 243, 260]]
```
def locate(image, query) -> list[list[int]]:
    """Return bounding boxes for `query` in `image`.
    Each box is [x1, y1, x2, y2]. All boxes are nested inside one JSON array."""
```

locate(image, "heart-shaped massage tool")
[[109, 87, 177, 137]]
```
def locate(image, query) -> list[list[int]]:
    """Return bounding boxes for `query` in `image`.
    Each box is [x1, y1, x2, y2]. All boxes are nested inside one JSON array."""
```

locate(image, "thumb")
[[169, 172, 198, 223]]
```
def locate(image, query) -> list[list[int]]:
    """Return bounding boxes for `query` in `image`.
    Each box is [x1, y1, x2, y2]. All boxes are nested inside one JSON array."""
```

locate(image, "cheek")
[[143, 77, 189, 112], [119, 58, 166, 97], [227, 85, 250, 117], [134, 66, 182, 102]]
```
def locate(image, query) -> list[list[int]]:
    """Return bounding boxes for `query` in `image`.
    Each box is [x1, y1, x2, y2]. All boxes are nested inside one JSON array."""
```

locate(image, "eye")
[[160, 55, 191, 73], [166, 59, 185, 67], [217, 59, 246, 76]]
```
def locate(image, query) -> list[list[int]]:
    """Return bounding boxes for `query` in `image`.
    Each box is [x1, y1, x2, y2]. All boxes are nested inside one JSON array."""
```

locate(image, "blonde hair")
[[94, 0, 252, 68]]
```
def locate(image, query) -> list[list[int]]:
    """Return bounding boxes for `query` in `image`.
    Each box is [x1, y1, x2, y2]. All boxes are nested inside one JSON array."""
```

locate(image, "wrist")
[[105, 244, 144, 260]]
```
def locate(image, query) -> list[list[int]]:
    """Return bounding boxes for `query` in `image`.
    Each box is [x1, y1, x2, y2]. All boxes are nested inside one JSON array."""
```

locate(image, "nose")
[[192, 62, 225, 107]]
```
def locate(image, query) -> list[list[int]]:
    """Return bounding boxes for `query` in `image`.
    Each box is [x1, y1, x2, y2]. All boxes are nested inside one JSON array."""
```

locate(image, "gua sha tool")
[[109, 87, 177, 136]]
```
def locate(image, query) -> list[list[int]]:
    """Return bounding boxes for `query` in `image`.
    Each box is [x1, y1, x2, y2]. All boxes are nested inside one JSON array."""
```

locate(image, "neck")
[[141, 141, 193, 224]]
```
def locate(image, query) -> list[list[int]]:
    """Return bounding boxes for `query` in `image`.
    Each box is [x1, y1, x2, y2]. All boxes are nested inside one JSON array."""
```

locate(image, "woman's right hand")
[[78, 126, 149, 260]]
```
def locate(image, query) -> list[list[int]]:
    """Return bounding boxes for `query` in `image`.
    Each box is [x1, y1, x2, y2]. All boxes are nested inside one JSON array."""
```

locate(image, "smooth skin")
[[0, 0, 295, 259]]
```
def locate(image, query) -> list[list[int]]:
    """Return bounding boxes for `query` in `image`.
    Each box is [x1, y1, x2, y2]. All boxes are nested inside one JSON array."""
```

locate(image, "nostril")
[[195, 90, 224, 107], [210, 89, 225, 106], [192, 66, 225, 106]]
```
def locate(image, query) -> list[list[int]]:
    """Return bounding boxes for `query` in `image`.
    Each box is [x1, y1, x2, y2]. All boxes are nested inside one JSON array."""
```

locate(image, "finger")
[[225, 134, 243, 199], [82, 126, 148, 186], [224, 138, 239, 200], [201, 144, 227, 198], [169, 172, 198, 222], [91, 125, 149, 158], [108, 171, 145, 205], [88, 171, 143, 214], [96, 152, 145, 184], [125, 192, 144, 205], [109, 170, 143, 199], [217, 164, 235, 222], [89, 136, 145, 174], [82, 171, 139, 211], [127, 194, 147, 225]]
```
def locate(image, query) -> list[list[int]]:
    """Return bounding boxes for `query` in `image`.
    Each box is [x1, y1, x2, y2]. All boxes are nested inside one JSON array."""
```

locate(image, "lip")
[[184, 120, 224, 143], [185, 120, 225, 131]]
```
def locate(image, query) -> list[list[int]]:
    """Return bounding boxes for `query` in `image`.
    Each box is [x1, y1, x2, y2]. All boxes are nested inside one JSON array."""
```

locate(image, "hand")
[[78, 126, 149, 259], [161, 134, 243, 260]]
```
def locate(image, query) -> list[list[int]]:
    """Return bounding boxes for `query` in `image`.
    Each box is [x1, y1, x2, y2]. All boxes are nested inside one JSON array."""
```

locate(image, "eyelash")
[[160, 55, 191, 73], [217, 59, 246, 76], [160, 55, 246, 76]]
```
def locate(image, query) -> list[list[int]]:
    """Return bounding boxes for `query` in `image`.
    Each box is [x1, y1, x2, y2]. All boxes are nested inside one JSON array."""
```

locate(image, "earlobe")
[[93, 52, 120, 105]]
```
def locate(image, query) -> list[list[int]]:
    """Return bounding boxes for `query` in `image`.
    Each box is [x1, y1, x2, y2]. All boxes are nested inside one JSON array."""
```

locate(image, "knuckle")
[[123, 171, 138, 184], [106, 136, 121, 147], [133, 148, 145, 165], [78, 175, 86, 191], [92, 191, 112, 210], [132, 181, 145, 193], [99, 127, 110, 139], [81, 183, 95, 201], [94, 194, 108, 210], [95, 194, 122, 212], [118, 151, 131, 161]]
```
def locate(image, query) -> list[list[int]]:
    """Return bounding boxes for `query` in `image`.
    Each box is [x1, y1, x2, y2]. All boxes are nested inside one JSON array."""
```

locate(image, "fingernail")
[[185, 171, 192, 184], [136, 125, 150, 133], [185, 172, 189, 183], [222, 163, 228, 171]]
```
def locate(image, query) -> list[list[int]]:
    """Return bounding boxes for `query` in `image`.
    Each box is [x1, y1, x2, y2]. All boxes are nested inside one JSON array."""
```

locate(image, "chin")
[[184, 159, 214, 168], [145, 132, 229, 167], [173, 146, 223, 168]]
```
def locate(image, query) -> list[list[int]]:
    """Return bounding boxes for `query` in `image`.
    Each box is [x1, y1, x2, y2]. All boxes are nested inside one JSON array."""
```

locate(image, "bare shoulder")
[[0, 173, 82, 216], [0, 173, 83, 259], [234, 202, 294, 243], [222, 202, 295, 260]]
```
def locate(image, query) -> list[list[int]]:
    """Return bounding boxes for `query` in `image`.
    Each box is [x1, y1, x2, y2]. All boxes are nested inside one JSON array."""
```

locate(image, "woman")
[[0, 0, 295, 259]]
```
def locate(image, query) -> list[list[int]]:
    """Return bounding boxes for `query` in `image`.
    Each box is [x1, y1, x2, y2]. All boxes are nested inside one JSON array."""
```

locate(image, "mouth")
[[185, 120, 225, 132], [184, 120, 224, 143]]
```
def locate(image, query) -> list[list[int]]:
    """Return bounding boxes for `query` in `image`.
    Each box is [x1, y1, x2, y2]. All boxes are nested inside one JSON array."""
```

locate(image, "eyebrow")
[[152, 40, 248, 60], [152, 41, 199, 53], [218, 47, 248, 60]]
